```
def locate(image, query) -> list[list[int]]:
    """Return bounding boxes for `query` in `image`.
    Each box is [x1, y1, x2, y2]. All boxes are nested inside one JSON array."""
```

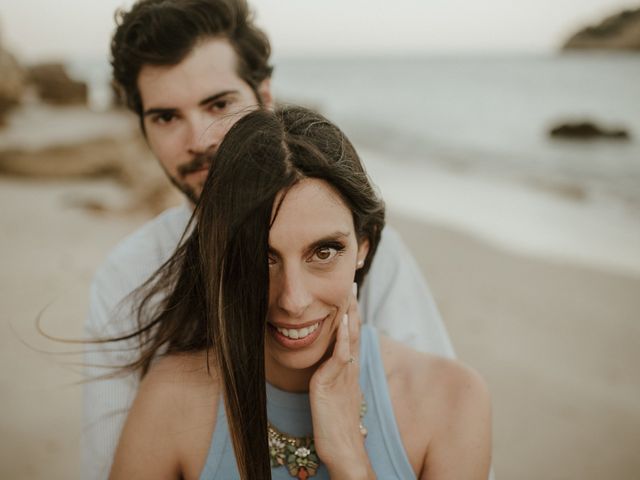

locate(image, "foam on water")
[[362, 147, 640, 277]]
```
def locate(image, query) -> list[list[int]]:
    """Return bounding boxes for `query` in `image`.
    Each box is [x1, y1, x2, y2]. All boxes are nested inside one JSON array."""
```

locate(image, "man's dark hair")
[[110, 0, 273, 119]]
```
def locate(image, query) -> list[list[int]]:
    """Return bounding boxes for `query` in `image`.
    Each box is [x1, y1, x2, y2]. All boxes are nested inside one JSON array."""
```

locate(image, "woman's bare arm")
[[380, 335, 491, 479]]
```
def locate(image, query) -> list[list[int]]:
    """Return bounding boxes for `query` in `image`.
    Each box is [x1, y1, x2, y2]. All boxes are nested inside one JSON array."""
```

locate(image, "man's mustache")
[[177, 151, 216, 177]]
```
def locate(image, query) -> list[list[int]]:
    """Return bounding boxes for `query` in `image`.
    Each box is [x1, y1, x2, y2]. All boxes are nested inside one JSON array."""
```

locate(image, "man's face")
[[138, 37, 273, 203]]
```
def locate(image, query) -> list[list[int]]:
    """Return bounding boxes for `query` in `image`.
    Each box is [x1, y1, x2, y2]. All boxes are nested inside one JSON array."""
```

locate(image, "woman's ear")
[[356, 239, 370, 269]]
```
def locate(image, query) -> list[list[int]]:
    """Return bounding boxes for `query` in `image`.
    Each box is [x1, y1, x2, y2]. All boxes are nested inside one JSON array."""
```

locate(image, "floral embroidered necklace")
[[267, 400, 368, 480]]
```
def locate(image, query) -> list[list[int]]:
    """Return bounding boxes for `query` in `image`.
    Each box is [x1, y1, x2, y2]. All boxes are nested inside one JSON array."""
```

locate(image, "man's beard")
[[171, 151, 215, 204]]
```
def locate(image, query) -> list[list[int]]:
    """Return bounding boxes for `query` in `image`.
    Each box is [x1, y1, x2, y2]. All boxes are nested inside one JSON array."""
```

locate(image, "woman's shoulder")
[[378, 334, 492, 478], [130, 350, 221, 427], [378, 333, 489, 407], [137, 351, 221, 408], [144, 350, 220, 386], [120, 351, 221, 478]]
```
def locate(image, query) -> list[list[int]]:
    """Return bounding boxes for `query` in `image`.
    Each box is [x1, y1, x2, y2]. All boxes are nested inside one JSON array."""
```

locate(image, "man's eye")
[[153, 112, 176, 124], [210, 99, 230, 112]]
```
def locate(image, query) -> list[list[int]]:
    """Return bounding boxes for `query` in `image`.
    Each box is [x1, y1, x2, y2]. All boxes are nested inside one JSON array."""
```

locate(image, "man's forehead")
[[138, 37, 244, 107]]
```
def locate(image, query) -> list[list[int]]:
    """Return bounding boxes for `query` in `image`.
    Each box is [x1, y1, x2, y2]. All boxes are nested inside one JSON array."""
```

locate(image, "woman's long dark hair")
[[114, 106, 385, 479]]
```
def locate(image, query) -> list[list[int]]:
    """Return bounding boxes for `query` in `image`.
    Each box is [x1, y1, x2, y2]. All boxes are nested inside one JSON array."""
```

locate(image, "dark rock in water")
[[549, 121, 630, 140], [28, 63, 87, 105], [562, 8, 640, 51], [0, 45, 26, 124]]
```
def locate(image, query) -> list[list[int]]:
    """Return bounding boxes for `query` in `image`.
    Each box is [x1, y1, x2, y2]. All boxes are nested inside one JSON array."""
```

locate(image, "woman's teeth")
[[276, 322, 320, 339]]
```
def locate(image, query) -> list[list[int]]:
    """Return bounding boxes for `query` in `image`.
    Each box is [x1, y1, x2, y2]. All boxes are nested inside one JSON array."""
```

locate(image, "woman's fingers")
[[312, 284, 362, 385], [315, 313, 351, 382], [308, 284, 369, 471], [347, 283, 360, 363], [336, 313, 352, 365]]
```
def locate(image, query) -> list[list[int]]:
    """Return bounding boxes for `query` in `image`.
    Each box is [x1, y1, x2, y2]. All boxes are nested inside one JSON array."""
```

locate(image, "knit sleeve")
[[358, 226, 455, 357]]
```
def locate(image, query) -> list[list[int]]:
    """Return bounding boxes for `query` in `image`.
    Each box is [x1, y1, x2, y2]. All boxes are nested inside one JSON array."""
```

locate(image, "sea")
[[69, 54, 640, 275], [273, 54, 640, 209]]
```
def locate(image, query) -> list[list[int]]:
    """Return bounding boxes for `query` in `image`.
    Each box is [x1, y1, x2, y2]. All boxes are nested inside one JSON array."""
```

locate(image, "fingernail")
[[352, 282, 358, 296], [342, 314, 348, 326]]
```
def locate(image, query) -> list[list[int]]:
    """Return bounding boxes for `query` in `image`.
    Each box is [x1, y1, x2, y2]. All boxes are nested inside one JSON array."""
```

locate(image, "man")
[[83, 0, 455, 478]]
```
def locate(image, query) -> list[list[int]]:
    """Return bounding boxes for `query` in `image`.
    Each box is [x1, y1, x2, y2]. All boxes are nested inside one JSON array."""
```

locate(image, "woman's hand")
[[309, 286, 375, 479]]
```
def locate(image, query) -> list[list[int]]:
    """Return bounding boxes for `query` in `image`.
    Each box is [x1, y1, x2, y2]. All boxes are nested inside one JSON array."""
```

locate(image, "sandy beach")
[[392, 214, 640, 479], [1, 105, 639, 480]]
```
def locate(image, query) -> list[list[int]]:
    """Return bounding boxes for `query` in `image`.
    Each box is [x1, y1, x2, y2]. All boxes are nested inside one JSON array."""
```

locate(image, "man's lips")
[[178, 151, 215, 178], [183, 165, 210, 177]]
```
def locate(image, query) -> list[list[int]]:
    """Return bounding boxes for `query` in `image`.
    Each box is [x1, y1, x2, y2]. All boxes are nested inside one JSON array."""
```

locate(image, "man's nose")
[[276, 266, 313, 318]]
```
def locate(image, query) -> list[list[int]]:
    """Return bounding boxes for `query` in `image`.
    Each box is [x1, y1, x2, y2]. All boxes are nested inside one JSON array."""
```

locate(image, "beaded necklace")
[[267, 400, 368, 479]]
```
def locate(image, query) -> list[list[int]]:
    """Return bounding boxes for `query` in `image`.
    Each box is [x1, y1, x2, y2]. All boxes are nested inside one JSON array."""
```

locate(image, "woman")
[[109, 106, 491, 479]]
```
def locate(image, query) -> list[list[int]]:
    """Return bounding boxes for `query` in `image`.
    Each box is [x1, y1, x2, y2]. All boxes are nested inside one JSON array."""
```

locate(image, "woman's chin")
[[266, 341, 327, 372], [265, 338, 336, 389]]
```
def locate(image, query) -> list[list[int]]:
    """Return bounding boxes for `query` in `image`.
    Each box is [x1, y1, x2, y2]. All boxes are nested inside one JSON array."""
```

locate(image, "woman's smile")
[[267, 314, 328, 349]]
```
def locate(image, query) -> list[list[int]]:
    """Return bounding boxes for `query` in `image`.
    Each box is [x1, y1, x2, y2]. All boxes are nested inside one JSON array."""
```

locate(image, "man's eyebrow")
[[143, 106, 176, 118], [268, 231, 350, 257], [198, 90, 239, 107], [143, 90, 239, 117]]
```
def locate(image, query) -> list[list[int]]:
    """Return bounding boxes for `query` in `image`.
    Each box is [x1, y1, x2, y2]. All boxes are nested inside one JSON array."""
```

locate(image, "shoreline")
[[2, 104, 638, 279], [361, 146, 640, 279]]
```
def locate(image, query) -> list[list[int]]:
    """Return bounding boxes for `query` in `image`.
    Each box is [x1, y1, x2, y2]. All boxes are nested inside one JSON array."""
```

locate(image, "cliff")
[[563, 8, 640, 51], [0, 43, 26, 124]]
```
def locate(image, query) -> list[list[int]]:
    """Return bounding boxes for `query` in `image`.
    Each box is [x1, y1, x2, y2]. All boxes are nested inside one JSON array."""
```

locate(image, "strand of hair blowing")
[[204, 219, 270, 480], [196, 111, 294, 479]]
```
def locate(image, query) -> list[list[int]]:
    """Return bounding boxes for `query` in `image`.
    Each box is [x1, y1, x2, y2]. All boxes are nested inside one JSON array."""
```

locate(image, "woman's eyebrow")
[[268, 231, 350, 257]]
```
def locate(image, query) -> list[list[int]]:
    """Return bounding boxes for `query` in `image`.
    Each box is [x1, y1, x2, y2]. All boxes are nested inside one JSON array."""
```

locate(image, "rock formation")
[[563, 8, 640, 51], [0, 133, 179, 214], [0, 44, 26, 124], [28, 63, 88, 105], [549, 121, 630, 140]]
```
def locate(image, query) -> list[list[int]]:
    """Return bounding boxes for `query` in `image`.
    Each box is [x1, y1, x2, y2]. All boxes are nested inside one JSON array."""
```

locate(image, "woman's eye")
[[311, 246, 340, 263]]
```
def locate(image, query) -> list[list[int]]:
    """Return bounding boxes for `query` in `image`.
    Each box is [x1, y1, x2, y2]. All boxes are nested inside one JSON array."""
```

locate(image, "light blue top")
[[199, 325, 416, 479]]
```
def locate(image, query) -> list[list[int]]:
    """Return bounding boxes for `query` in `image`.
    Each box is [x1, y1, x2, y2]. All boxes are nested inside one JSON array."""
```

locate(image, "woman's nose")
[[276, 267, 313, 318]]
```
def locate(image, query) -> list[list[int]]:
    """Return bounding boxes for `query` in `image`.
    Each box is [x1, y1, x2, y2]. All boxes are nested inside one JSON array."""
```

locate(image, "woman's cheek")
[[322, 263, 355, 313]]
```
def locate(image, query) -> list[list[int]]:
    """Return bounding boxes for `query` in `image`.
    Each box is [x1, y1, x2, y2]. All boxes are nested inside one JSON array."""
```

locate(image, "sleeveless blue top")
[[199, 325, 416, 479]]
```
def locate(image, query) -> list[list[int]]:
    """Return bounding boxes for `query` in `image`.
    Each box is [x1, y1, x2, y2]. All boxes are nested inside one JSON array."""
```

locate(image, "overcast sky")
[[1, 0, 638, 62]]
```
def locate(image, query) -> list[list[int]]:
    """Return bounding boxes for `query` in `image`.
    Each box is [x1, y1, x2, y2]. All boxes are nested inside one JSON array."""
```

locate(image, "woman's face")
[[265, 178, 368, 387]]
